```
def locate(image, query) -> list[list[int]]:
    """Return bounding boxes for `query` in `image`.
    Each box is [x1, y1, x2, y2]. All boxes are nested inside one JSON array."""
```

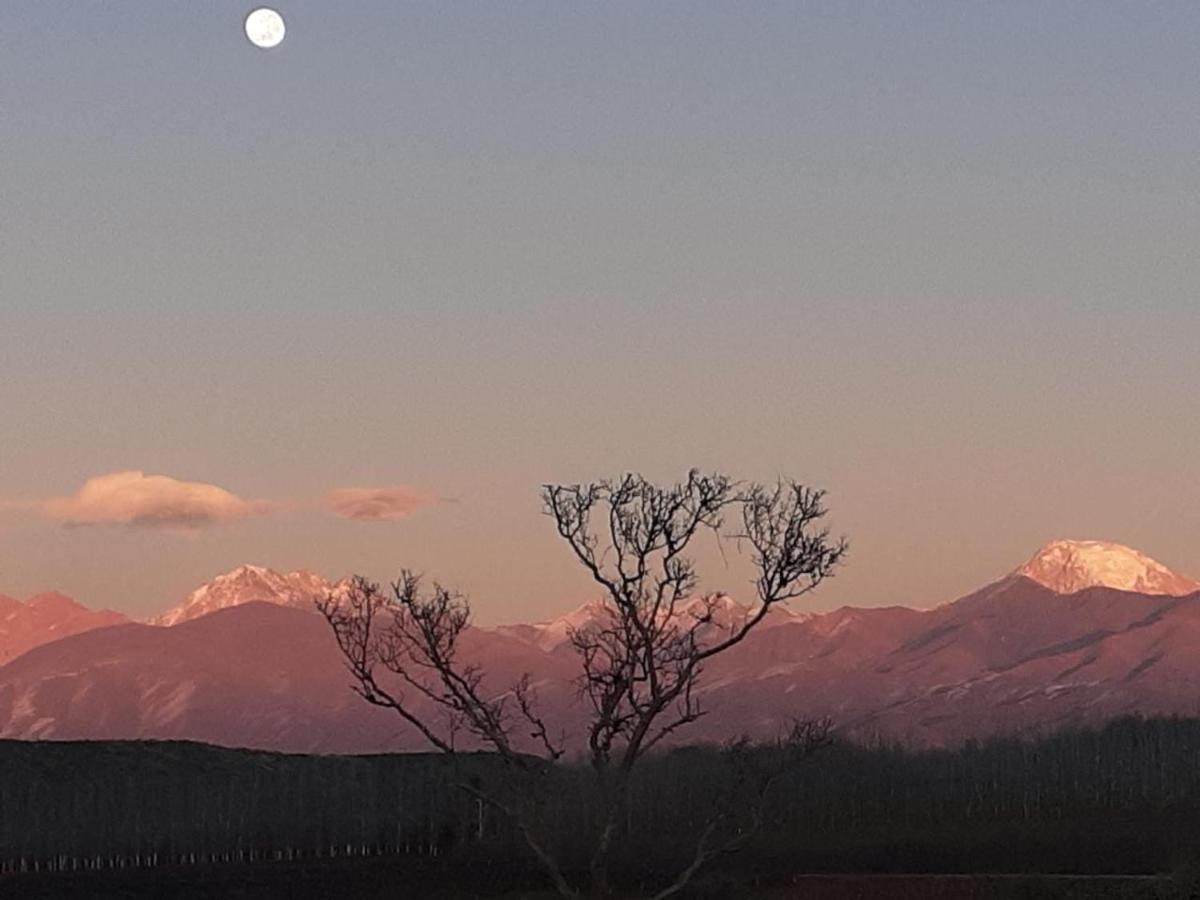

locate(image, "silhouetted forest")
[[5, 716, 1200, 893]]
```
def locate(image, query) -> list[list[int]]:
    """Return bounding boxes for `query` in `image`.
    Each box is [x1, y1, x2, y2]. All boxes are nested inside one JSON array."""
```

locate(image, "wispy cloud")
[[19, 470, 274, 529], [324, 485, 440, 521]]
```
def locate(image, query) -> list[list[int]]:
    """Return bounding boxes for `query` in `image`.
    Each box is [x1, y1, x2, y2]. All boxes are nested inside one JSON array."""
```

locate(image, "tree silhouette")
[[318, 469, 846, 898]]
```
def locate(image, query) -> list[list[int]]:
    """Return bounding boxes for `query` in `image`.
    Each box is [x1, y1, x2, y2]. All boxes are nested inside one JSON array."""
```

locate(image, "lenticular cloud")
[[324, 485, 437, 521], [38, 471, 273, 529]]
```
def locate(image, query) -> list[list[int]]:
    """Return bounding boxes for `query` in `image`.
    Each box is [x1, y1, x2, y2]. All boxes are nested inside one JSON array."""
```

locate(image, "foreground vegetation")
[[6, 715, 1200, 895], [6, 864, 1193, 900]]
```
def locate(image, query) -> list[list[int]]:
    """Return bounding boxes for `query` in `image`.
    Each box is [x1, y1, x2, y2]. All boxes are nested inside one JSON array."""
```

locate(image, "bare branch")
[[455, 780, 578, 900], [514, 675, 565, 762]]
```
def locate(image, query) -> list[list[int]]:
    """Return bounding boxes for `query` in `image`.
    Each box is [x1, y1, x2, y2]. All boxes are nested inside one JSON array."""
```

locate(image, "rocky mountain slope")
[[0, 592, 127, 666]]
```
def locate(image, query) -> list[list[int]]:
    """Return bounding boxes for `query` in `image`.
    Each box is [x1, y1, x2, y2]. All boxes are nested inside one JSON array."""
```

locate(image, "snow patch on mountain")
[[1013, 539, 1199, 597], [152, 565, 351, 626], [497, 594, 807, 652]]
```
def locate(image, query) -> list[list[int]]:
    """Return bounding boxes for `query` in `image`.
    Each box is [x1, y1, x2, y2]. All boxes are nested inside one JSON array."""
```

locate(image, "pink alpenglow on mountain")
[[0, 601, 578, 752], [152, 565, 351, 626], [0, 591, 128, 665], [1013, 539, 1200, 597], [3, 540, 1200, 751]]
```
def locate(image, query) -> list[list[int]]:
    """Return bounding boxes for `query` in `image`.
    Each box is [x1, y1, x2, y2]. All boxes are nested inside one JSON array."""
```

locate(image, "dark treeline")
[[0, 743, 507, 874], [5, 715, 1200, 882]]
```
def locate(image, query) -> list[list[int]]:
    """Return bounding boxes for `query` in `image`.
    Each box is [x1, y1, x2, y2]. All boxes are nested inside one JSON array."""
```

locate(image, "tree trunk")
[[588, 819, 615, 899]]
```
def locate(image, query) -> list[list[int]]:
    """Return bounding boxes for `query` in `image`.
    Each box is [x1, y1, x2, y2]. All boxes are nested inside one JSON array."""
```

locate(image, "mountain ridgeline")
[[2, 540, 1200, 752]]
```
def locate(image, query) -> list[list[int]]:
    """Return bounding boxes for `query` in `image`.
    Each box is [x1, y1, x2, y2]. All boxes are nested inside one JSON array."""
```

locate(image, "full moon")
[[245, 8, 286, 49]]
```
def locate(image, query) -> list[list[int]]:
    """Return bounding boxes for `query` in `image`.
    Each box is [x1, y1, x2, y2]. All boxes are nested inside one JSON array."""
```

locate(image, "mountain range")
[[2, 539, 1199, 753]]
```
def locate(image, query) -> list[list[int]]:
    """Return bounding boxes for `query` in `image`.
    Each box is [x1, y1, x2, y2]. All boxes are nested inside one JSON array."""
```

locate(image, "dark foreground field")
[[8, 718, 1200, 898], [3, 859, 1195, 900]]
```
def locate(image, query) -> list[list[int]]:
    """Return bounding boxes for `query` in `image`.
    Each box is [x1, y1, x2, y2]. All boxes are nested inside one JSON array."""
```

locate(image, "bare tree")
[[318, 470, 846, 899]]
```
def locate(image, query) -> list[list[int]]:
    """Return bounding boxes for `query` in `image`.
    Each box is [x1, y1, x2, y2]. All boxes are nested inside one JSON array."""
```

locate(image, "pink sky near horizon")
[[2, 464, 1198, 626]]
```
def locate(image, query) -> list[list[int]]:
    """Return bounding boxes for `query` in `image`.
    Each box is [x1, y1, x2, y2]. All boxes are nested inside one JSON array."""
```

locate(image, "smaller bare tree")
[[318, 470, 845, 899], [653, 718, 833, 900]]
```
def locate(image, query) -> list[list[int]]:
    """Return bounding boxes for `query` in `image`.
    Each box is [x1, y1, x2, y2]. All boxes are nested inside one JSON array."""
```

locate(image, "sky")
[[2, 2, 1199, 624]]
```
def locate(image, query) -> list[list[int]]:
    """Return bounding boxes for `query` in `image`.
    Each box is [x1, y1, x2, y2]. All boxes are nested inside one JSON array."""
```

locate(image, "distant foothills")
[[3, 540, 1200, 752]]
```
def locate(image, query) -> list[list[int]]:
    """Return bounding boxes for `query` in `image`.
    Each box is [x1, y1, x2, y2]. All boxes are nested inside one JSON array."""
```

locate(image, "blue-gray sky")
[[2, 2, 1199, 621]]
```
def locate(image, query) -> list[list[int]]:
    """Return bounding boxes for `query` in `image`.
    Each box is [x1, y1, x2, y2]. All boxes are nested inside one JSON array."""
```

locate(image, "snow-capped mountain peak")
[[1013, 539, 1199, 597], [151, 565, 350, 626], [496, 593, 805, 652]]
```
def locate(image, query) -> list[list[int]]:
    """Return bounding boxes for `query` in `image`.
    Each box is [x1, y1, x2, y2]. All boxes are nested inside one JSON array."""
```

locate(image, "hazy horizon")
[[3, 2, 1199, 623]]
